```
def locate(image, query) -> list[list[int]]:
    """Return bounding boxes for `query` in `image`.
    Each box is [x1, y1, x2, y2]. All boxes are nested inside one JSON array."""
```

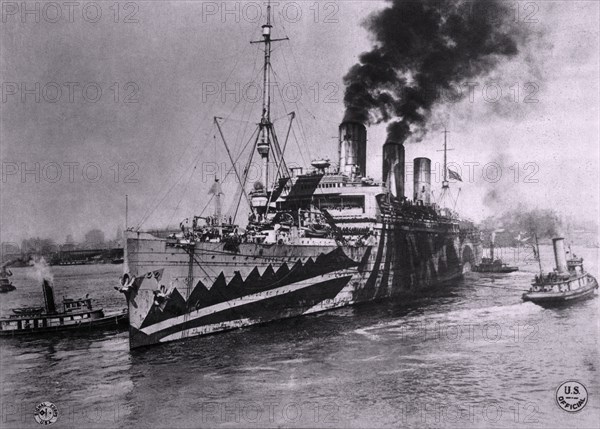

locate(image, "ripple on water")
[[1, 251, 599, 429]]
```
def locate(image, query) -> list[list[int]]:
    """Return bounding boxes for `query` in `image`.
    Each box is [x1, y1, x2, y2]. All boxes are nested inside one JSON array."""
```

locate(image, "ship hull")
[[122, 222, 481, 349]]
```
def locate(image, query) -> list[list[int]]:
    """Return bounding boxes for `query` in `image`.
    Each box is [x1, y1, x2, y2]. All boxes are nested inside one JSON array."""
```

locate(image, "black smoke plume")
[[343, 0, 523, 141]]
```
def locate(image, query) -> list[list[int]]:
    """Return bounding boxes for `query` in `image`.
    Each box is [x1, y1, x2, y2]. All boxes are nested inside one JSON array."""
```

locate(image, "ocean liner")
[[118, 5, 482, 349]]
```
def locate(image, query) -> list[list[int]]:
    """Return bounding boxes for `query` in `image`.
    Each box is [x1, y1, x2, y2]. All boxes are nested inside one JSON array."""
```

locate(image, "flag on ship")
[[448, 168, 462, 182]]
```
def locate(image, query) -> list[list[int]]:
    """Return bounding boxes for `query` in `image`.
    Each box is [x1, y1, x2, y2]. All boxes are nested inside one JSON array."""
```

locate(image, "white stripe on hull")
[[160, 318, 254, 343], [141, 270, 356, 336]]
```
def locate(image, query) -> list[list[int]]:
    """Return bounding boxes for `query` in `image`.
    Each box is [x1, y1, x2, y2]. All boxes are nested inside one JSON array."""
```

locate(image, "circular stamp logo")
[[33, 402, 58, 425], [556, 381, 588, 413]]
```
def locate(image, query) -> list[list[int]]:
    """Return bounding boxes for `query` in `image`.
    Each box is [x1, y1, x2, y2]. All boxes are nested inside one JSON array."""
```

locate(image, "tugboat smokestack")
[[552, 237, 568, 274], [42, 279, 57, 314]]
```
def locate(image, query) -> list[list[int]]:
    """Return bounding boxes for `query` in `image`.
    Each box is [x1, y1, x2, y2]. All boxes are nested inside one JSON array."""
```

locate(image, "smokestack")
[[338, 121, 367, 177], [552, 237, 568, 274], [382, 140, 405, 198], [413, 157, 431, 205], [42, 279, 56, 314]]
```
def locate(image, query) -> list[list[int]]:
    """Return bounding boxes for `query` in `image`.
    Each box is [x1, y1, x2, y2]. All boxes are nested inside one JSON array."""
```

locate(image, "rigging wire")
[[270, 66, 309, 168], [226, 126, 260, 221], [216, 47, 263, 185], [135, 26, 256, 229], [227, 74, 261, 160], [166, 157, 202, 229], [270, 62, 315, 167], [221, 125, 259, 185], [214, 43, 271, 220], [198, 194, 215, 219], [268, 19, 313, 155], [136, 123, 215, 229], [231, 146, 256, 223], [290, 124, 308, 173], [135, 139, 205, 230], [232, 44, 261, 148], [277, 20, 328, 160], [276, 39, 312, 147]]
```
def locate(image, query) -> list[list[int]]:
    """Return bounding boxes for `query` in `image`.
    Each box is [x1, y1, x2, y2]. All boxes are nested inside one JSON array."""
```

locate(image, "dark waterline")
[[1, 246, 598, 428]]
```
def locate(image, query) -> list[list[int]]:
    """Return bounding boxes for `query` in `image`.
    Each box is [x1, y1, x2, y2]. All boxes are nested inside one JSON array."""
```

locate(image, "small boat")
[[473, 257, 519, 273], [11, 307, 44, 315], [522, 237, 598, 307], [111, 258, 125, 264], [0, 279, 128, 336], [310, 159, 331, 171], [473, 240, 518, 273], [0, 267, 16, 293]]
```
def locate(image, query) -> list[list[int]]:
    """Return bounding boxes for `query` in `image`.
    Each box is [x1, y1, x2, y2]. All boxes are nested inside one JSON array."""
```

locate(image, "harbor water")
[[1, 245, 598, 428]]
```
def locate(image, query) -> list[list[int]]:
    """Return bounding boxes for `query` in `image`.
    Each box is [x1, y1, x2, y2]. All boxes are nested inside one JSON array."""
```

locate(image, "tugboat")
[[473, 233, 518, 273], [0, 266, 16, 293], [0, 279, 128, 335], [522, 237, 598, 307]]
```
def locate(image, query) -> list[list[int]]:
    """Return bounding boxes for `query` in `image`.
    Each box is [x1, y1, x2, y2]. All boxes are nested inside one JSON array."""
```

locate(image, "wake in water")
[[354, 302, 542, 341]]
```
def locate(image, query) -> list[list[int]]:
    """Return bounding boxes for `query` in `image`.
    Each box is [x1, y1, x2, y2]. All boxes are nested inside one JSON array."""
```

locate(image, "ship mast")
[[258, 3, 272, 187], [251, 0, 288, 188], [442, 128, 449, 188], [437, 128, 454, 209]]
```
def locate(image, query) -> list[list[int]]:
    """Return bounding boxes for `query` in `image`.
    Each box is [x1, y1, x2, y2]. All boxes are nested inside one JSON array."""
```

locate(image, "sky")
[[1, 0, 598, 246]]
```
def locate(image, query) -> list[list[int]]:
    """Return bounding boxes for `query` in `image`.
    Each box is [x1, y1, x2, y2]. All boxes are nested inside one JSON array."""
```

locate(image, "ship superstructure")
[[118, 6, 482, 349]]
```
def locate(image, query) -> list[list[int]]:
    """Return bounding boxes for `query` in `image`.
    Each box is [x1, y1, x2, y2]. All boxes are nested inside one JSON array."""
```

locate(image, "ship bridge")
[[274, 169, 384, 219]]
